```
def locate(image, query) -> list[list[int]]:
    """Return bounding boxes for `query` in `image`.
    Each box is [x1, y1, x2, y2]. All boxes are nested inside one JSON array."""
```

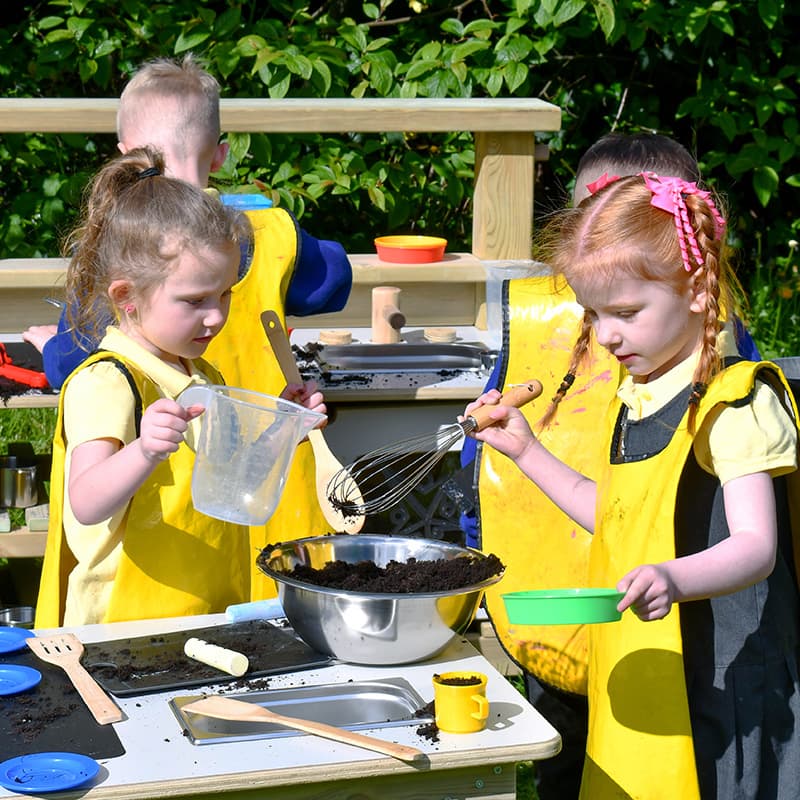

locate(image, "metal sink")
[[315, 342, 495, 374], [170, 677, 431, 745]]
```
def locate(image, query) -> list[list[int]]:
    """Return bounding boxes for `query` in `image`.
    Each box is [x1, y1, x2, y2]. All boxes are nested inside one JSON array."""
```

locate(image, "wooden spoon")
[[260, 310, 365, 533], [182, 695, 425, 762], [26, 633, 124, 725]]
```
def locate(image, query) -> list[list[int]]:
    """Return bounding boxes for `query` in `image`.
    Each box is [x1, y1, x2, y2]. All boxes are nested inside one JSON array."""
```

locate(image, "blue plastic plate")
[[0, 752, 100, 794], [0, 665, 41, 696], [0, 627, 35, 654]]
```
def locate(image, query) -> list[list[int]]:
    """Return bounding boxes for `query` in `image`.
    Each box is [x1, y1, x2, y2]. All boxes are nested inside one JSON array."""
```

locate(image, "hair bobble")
[[137, 166, 160, 180], [552, 372, 576, 403], [688, 382, 707, 406]]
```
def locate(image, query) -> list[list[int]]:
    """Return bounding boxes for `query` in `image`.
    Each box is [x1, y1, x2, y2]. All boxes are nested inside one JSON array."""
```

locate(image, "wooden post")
[[472, 131, 536, 260], [371, 286, 405, 343]]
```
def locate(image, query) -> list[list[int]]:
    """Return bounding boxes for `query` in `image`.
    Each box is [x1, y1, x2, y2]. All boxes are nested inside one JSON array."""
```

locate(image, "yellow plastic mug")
[[432, 671, 489, 733]]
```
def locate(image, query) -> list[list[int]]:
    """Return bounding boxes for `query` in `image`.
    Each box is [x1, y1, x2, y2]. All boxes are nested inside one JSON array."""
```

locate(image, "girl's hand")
[[139, 397, 202, 463], [617, 564, 678, 621], [462, 389, 536, 462], [281, 380, 327, 428]]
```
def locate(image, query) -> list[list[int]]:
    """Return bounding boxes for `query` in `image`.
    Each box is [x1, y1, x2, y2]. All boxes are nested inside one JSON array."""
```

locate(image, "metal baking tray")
[[316, 343, 493, 373], [170, 677, 431, 745]]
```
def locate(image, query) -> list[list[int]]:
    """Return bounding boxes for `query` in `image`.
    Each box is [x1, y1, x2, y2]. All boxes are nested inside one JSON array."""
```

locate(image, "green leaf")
[[38, 17, 64, 31], [503, 61, 528, 93], [237, 35, 268, 57], [42, 175, 61, 197], [312, 59, 332, 95], [591, 0, 615, 39], [363, 4, 380, 21], [227, 133, 251, 164], [214, 8, 242, 39], [284, 52, 314, 80], [78, 58, 97, 83], [441, 18, 464, 36], [175, 26, 211, 54], [367, 58, 394, 95], [758, 0, 780, 29], [269, 73, 291, 99], [753, 165, 779, 207], [551, 0, 586, 27], [406, 60, 439, 80], [755, 94, 774, 128], [66, 16, 92, 40]]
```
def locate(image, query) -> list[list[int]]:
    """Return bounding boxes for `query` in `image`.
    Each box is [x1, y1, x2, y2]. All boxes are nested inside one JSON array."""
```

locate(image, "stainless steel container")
[[0, 456, 38, 508], [258, 534, 504, 665], [0, 606, 35, 628]]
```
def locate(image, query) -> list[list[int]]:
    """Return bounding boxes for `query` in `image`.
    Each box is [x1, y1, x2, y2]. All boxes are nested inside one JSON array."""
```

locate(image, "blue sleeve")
[[460, 354, 504, 469], [734, 317, 762, 360], [459, 353, 505, 549], [41, 308, 100, 390], [285, 229, 352, 317]]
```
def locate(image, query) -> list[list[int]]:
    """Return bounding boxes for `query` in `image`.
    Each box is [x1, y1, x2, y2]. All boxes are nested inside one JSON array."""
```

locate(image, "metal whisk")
[[326, 379, 543, 516]]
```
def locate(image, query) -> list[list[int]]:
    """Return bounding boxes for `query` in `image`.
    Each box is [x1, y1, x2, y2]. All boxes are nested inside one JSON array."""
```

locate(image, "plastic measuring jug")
[[179, 385, 326, 526]]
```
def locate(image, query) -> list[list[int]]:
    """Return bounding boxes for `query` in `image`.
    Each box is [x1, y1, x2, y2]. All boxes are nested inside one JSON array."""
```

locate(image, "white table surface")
[[0, 614, 560, 799]]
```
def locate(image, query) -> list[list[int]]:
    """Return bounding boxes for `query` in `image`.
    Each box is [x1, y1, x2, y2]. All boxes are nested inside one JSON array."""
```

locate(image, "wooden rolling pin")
[[184, 638, 249, 677]]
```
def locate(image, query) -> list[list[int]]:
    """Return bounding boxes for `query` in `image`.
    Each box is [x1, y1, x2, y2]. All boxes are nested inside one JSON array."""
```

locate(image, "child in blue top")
[[24, 53, 351, 388]]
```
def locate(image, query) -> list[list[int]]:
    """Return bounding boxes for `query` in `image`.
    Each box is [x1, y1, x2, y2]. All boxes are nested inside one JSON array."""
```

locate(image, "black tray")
[[0, 649, 125, 762], [83, 620, 332, 697]]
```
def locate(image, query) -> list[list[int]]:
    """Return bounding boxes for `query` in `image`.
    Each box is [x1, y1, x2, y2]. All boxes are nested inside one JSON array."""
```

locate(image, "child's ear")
[[108, 280, 134, 311], [210, 141, 229, 173]]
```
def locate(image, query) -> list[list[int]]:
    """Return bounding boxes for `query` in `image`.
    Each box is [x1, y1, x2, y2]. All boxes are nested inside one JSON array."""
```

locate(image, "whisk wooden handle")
[[467, 379, 543, 431]]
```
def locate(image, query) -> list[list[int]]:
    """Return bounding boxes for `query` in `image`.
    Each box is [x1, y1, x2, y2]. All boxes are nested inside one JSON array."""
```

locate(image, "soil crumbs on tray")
[[277, 553, 504, 593]]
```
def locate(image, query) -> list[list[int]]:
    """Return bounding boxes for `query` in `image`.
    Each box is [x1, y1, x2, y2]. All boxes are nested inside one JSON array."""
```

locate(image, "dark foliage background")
[[1, 0, 798, 353]]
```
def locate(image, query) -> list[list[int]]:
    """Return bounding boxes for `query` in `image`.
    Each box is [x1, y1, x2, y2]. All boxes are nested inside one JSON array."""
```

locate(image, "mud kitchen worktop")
[[0, 612, 560, 800]]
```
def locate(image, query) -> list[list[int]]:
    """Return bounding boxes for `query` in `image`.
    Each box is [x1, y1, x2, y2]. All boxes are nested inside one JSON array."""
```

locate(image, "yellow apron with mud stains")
[[581, 360, 798, 800], [477, 275, 622, 694], [35, 353, 249, 627], [203, 208, 330, 600]]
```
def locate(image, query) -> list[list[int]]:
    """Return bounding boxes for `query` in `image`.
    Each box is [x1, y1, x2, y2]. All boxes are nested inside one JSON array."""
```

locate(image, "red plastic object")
[[374, 235, 447, 264], [0, 344, 49, 389]]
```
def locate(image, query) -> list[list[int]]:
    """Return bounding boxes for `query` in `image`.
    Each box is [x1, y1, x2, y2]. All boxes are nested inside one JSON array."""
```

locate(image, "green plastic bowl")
[[502, 588, 625, 625]]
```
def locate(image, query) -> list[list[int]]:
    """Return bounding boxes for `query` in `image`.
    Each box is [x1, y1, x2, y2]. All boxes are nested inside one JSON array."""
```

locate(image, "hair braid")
[[685, 192, 725, 431]]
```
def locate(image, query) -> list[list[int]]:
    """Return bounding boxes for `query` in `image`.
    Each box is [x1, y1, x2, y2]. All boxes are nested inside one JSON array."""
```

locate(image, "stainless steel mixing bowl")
[[257, 534, 504, 665]]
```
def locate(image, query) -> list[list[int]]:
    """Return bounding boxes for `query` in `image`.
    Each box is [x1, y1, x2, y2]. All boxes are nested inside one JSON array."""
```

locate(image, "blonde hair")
[[538, 174, 744, 431], [117, 54, 221, 154], [64, 147, 248, 342]]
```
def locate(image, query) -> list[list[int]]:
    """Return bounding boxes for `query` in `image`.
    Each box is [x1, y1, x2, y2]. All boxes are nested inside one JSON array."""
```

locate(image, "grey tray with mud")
[[170, 677, 431, 745], [316, 343, 494, 373]]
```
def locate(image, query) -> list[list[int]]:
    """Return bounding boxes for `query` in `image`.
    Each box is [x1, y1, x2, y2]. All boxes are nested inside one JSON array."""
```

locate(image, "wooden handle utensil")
[[182, 695, 425, 762], [260, 310, 366, 533], [27, 633, 124, 725]]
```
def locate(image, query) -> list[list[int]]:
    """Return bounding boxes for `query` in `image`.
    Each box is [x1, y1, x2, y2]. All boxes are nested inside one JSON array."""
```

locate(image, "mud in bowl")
[[178, 385, 326, 526]]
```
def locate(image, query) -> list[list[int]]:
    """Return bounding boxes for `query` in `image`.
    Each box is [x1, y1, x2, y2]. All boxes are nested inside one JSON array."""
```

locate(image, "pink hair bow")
[[640, 172, 726, 272], [585, 172, 620, 196]]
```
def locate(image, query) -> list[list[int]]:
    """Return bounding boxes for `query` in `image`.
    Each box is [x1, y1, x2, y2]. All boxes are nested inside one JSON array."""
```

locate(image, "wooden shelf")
[[0, 527, 46, 558]]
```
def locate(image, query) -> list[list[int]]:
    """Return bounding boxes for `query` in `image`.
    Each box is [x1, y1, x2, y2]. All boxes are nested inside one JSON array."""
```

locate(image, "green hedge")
[[2, 0, 799, 353]]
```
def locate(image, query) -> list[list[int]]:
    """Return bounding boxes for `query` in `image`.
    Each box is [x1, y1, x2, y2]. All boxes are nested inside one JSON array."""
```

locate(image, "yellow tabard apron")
[[35, 352, 250, 627], [203, 208, 330, 600], [581, 360, 798, 800], [477, 275, 622, 694]]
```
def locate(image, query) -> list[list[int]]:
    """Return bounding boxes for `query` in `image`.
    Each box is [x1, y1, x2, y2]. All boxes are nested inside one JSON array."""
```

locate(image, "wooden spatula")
[[182, 695, 425, 762], [260, 310, 366, 533], [26, 633, 124, 725]]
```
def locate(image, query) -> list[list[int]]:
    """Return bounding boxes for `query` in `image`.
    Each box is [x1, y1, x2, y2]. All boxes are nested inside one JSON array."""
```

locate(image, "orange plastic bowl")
[[374, 235, 447, 263]]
